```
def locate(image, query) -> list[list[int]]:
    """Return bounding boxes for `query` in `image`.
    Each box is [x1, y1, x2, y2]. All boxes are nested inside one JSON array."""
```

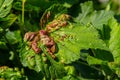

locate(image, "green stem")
[[22, 0, 26, 24], [19, 0, 26, 39]]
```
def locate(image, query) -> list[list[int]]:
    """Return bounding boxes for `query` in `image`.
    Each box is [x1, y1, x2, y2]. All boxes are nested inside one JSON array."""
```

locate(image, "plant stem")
[[20, 0, 26, 39], [22, 0, 26, 24]]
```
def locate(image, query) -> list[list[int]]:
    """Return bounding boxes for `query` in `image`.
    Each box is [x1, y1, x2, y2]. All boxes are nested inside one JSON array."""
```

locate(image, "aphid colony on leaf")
[[24, 30, 56, 59]]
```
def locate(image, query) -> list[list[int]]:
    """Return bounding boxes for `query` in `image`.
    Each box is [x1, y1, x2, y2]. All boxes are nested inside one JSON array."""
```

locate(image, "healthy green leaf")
[[91, 10, 114, 29], [75, 1, 114, 29], [87, 55, 114, 76], [76, 1, 93, 23], [108, 62, 120, 76], [0, 66, 27, 80], [5, 30, 21, 44], [0, 14, 17, 29], [87, 55, 107, 65], [64, 66, 76, 75], [107, 18, 120, 76], [108, 18, 120, 63], [0, 0, 13, 18], [49, 63, 66, 79]]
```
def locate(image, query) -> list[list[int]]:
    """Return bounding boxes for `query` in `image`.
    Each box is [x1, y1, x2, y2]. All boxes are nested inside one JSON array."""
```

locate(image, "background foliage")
[[1, 0, 120, 80]]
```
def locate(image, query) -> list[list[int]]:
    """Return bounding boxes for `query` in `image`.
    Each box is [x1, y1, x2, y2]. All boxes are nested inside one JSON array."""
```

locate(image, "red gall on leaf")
[[31, 41, 41, 54], [24, 32, 38, 41]]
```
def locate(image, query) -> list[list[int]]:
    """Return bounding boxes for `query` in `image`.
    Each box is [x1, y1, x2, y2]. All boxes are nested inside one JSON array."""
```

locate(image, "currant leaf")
[[51, 24, 108, 64]]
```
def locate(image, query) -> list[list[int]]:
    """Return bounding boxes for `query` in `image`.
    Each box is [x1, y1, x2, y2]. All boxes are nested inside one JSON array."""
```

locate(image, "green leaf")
[[13, 1, 41, 11], [0, 0, 13, 18], [19, 45, 43, 72], [107, 18, 120, 76], [90, 10, 113, 29], [76, 1, 93, 23], [108, 62, 120, 76], [20, 42, 66, 79], [51, 24, 108, 64], [0, 66, 27, 80], [87, 56, 106, 65], [5, 30, 21, 44], [0, 14, 17, 29], [75, 1, 114, 29], [49, 63, 66, 79], [108, 18, 120, 63], [87, 56, 114, 76], [64, 66, 76, 75], [86, 17, 120, 77]]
